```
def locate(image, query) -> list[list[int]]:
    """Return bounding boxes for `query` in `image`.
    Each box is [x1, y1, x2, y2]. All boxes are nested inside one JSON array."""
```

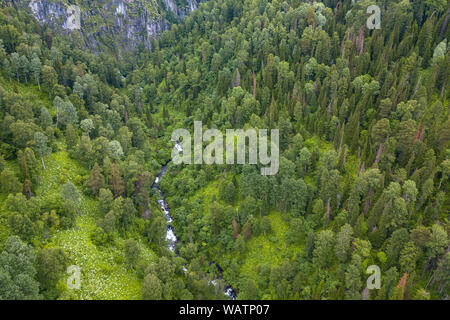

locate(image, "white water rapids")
[[152, 142, 237, 299]]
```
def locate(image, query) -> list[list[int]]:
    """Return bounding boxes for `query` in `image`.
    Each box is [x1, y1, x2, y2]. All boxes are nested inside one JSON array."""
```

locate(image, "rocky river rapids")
[[151, 143, 237, 300]]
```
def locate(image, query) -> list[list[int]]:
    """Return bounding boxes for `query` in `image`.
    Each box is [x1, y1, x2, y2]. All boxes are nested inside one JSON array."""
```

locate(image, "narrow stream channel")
[[151, 143, 237, 300]]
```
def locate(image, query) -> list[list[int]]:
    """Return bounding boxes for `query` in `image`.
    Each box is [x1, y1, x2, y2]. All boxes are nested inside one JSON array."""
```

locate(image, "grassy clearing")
[[36, 149, 156, 299], [200, 180, 220, 207], [0, 77, 51, 106], [52, 210, 155, 300], [35, 144, 88, 198], [240, 210, 303, 281], [0, 79, 158, 299]]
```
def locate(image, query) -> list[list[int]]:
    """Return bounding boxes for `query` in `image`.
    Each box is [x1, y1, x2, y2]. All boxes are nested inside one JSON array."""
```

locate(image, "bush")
[[90, 227, 109, 246]]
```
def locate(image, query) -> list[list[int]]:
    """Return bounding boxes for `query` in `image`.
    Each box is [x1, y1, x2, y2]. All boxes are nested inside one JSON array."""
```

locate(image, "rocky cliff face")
[[17, 0, 201, 52]]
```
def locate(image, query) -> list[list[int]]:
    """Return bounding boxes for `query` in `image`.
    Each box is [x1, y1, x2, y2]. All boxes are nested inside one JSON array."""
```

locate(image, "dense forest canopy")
[[0, 0, 448, 300]]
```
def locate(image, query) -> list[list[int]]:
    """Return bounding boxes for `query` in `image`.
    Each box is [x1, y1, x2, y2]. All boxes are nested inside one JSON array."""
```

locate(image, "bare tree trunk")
[[412, 75, 421, 97], [375, 144, 383, 165], [338, 122, 345, 158], [438, 9, 450, 41], [41, 156, 46, 171], [363, 187, 373, 216]]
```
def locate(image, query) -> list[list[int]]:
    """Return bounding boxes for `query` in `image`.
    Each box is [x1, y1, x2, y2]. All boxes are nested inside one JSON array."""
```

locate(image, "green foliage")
[[0, 0, 448, 301], [0, 236, 40, 300], [124, 239, 140, 270], [36, 247, 69, 299]]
